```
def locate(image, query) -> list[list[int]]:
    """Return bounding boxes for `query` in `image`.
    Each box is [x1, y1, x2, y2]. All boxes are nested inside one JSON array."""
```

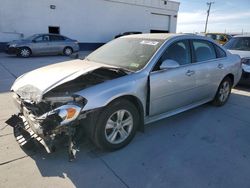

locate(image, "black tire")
[[212, 77, 233, 106], [92, 99, 139, 151], [19, 47, 31, 58], [63, 47, 73, 56]]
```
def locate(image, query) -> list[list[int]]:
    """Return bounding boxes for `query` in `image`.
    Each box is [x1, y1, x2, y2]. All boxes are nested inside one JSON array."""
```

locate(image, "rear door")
[[149, 40, 198, 116], [49, 35, 66, 54], [190, 39, 227, 99], [31, 35, 51, 55]]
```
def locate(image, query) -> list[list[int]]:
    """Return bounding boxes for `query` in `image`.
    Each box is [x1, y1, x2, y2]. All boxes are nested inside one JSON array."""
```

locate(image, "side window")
[[34, 36, 43, 42], [160, 40, 191, 66], [50, 35, 65, 41], [43, 35, 49, 41], [34, 35, 49, 42], [214, 45, 226, 58], [192, 40, 216, 62]]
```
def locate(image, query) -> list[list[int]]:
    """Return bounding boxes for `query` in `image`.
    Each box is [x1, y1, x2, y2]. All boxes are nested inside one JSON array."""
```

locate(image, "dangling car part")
[[7, 34, 242, 161]]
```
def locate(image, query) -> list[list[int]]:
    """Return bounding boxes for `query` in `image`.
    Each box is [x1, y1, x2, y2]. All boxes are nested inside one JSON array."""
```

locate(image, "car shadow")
[[13, 103, 213, 187], [19, 135, 122, 187]]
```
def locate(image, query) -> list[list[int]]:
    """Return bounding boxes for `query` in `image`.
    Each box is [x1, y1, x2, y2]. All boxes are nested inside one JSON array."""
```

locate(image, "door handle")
[[186, 70, 195, 76], [218, 63, 224, 69]]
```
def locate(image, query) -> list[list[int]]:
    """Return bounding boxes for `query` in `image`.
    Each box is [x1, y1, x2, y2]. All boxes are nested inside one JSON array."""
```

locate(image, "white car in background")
[[224, 35, 250, 80]]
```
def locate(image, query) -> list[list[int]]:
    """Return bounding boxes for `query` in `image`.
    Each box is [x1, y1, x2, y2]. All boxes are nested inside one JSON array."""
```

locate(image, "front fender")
[[76, 72, 148, 114]]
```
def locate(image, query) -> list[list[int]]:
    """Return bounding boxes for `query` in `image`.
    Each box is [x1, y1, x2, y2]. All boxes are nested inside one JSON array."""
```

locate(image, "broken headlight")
[[39, 104, 82, 126], [40, 95, 87, 125], [56, 104, 82, 125]]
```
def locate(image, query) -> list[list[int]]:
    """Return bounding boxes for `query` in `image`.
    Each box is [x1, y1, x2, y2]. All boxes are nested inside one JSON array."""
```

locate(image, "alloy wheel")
[[219, 81, 230, 102], [105, 109, 133, 144], [20, 48, 30, 57], [64, 48, 72, 56]]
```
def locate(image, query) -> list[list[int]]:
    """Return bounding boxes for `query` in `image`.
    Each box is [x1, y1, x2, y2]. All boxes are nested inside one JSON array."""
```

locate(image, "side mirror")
[[32, 39, 36, 43], [160, 59, 180, 70]]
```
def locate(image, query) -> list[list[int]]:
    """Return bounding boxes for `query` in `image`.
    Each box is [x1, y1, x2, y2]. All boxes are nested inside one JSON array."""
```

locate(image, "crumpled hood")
[[11, 59, 108, 102]]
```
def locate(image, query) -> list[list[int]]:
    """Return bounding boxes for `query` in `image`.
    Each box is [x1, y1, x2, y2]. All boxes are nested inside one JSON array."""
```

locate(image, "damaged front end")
[[6, 66, 127, 161], [6, 92, 87, 161]]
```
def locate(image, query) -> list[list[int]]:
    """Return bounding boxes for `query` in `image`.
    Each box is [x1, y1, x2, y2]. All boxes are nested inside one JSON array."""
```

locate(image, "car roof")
[[122, 33, 186, 40], [35, 33, 63, 37], [206, 33, 229, 35], [121, 33, 213, 42], [233, 35, 250, 38]]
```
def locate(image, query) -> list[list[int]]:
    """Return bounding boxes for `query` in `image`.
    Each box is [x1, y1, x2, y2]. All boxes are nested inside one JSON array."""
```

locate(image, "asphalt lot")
[[1, 52, 250, 188]]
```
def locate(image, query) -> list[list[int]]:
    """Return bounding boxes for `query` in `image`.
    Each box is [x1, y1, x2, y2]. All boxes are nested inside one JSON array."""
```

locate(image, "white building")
[[0, 0, 180, 49]]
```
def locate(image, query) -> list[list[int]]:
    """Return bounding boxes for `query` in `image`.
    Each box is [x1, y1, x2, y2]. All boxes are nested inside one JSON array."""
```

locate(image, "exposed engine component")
[[7, 67, 127, 161]]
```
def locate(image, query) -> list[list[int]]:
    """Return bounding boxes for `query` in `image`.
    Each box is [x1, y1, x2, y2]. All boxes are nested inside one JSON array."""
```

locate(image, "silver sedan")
[[7, 34, 242, 160], [6, 33, 79, 57]]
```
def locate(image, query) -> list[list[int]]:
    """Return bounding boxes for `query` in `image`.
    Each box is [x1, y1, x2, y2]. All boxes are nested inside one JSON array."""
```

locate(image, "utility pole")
[[204, 2, 214, 33]]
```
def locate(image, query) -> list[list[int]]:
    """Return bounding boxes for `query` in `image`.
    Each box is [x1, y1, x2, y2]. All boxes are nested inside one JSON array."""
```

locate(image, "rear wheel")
[[212, 77, 232, 106], [63, 47, 73, 56], [92, 99, 139, 151], [19, 47, 31, 57]]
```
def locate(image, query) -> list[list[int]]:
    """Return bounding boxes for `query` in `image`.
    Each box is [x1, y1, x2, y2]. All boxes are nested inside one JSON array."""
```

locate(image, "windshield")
[[86, 38, 164, 71], [224, 37, 250, 51]]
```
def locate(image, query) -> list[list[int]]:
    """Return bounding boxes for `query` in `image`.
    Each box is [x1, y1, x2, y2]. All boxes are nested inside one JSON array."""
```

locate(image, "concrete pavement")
[[1, 53, 250, 188]]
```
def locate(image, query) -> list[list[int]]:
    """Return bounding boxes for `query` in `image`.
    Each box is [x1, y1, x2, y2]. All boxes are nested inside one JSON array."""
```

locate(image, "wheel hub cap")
[[65, 49, 72, 55], [21, 49, 29, 57], [219, 81, 230, 102], [105, 109, 133, 144]]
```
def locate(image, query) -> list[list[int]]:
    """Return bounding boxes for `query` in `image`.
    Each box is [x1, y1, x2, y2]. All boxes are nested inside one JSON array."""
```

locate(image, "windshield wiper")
[[105, 67, 133, 75]]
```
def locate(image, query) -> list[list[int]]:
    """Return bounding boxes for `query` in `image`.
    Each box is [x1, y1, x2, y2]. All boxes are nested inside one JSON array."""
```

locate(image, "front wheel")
[[212, 77, 232, 106], [92, 99, 139, 151], [19, 47, 31, 57]]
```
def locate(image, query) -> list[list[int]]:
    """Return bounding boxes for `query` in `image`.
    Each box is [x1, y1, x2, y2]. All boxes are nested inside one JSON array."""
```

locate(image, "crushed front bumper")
[[8, 93, 86, 161], [5, 46, 19, 55], [6, 112, 80, 161], [6, 114, 53, 153]]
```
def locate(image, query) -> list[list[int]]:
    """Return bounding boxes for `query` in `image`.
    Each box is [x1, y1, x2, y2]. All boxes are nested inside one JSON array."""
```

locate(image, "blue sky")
[[176, 0, 250, 33]]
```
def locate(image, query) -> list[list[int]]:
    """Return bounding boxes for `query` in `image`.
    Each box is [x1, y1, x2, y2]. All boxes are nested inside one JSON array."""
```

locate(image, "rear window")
[[192, 40, 216, 62], [224, 37, 250, 51], [214, 45, 226, 58]]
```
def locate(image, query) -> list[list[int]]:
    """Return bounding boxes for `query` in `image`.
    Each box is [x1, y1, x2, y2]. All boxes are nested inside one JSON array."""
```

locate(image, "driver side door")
[[149, 40, 198, 116], [31, 35, 51, 55]]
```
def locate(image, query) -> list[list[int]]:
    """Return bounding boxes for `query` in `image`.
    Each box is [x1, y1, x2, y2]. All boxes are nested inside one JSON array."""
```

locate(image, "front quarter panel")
[[75, 71, 148, 114]]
